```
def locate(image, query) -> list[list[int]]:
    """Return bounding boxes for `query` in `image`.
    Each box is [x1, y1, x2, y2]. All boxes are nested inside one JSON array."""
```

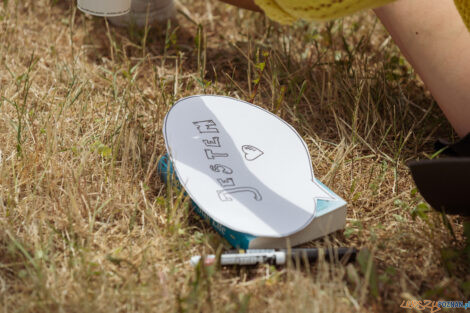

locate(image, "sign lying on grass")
[[163, 95, 337, 238]]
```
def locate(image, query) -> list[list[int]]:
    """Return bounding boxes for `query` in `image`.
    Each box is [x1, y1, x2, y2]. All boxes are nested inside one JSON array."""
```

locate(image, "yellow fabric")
[[455, 0, 470, 31], [255, 0, 470, 32], [254, 0, 297, 24], [254, 0, 394, 23]]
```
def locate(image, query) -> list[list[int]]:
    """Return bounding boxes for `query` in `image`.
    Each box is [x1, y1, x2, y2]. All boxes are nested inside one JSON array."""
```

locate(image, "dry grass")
[[0, 0, 468, 312]]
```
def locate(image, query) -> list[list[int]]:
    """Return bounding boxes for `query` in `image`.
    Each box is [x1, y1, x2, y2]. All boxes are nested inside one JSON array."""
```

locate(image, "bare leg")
[[376, 0, 470, 137], [375, 0, 470, 137]]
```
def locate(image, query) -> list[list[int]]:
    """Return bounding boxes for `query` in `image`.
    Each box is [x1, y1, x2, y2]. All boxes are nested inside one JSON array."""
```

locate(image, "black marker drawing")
[[203, 137, 221, 147], [217, 187, 263, 202], [241, 145, 264, 161], [205, 149, 229, 160], [193, 120, 219, 133], [217, 178, 235, 188], [210, 164, 233, 174]]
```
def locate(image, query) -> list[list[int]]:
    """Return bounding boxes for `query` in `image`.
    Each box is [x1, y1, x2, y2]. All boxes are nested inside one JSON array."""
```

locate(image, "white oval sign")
[[163, 95, 333, 237]]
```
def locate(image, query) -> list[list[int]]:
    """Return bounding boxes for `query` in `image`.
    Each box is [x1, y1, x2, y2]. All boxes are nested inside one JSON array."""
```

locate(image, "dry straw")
[[0, 0, 467, 312]]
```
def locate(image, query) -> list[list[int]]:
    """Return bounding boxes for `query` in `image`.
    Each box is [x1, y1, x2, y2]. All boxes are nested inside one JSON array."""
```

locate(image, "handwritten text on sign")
[[193, 119, 262, 202]]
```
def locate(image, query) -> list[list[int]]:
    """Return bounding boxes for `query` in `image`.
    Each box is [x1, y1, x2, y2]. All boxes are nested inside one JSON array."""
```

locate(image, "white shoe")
[[109, 0, 174, 28]]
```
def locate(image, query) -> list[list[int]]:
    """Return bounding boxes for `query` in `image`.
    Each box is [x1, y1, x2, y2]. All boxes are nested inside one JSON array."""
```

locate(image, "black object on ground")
[[409, 133, 470, 217]]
